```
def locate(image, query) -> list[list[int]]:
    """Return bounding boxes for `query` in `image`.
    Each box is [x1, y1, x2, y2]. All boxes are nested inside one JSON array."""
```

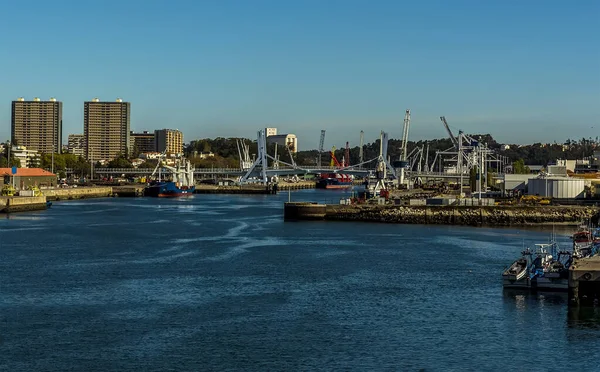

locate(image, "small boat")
[[502, 248, 533, 289], [572, 225, 593, 258], [530, 242, 571, 291]]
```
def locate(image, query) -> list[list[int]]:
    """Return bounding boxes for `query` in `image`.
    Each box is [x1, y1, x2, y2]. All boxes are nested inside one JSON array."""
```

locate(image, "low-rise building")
[[0, 167, 57, 189]]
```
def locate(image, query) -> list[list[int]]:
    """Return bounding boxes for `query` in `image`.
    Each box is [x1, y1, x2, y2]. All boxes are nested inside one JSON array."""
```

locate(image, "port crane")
[[397, 109, 411, 188]]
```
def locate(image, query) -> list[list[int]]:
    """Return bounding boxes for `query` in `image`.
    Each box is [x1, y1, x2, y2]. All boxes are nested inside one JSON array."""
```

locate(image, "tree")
[[106, 154, 133, 168], [512, 159, 530, 174]]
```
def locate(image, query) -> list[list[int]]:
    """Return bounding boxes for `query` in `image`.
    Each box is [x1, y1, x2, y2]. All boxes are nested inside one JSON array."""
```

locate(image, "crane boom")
[[318, 130, 326, 166], [440, 116, 459, 149], [400, 109, 411, 161]]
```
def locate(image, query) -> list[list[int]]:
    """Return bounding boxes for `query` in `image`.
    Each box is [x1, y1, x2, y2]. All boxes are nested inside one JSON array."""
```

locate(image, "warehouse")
[[527, 177, 585, 198]]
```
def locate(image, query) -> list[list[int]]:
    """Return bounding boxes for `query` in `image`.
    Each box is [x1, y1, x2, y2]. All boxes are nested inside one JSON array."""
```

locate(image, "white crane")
[[399, 109, 411, 187]]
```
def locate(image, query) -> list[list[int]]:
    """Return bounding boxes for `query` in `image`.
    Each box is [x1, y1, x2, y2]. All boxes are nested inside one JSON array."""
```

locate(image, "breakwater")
[[284, 203, 600, 226]]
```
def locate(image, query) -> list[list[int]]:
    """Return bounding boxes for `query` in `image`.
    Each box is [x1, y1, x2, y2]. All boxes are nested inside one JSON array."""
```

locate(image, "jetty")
[[284, 202, 600, 226]]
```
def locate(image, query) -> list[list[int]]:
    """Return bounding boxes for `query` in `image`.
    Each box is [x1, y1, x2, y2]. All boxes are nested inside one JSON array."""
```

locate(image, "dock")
[[569, 256, 600, 305]]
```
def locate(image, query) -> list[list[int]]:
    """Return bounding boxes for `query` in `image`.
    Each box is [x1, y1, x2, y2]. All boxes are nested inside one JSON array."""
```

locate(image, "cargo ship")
[[317, 144, 353, 189], [316, 173, 353, 189], [144, 155, 196, 198]]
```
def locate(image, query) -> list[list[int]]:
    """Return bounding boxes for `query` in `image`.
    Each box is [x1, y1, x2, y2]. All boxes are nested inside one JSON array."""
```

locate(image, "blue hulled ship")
[[144, 155, 196, 198]]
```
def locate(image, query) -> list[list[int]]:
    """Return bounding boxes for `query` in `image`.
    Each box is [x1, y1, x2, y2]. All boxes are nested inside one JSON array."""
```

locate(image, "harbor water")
[[1, 189, 600, 371]]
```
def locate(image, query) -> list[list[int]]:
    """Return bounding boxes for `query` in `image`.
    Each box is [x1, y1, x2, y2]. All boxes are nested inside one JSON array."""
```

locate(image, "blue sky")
[[1, 0, 598, 150]]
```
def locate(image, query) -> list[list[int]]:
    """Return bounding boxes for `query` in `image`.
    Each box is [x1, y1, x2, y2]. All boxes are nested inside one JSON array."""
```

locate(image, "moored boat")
[[316, 174, 353, 189], [502, 254, 531, 289], [144, 154, 196, 198]]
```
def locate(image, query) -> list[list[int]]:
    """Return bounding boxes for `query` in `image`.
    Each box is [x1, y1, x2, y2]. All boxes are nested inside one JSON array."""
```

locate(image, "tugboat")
[[144, 154, 196, 197]]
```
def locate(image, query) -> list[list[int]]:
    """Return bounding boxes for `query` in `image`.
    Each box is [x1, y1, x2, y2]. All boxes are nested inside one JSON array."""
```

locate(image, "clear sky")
[[1, 0, 598, 150]]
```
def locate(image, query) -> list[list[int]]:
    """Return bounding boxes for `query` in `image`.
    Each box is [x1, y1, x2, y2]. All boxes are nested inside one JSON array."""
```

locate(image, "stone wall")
[[322, 205, 599, 226]]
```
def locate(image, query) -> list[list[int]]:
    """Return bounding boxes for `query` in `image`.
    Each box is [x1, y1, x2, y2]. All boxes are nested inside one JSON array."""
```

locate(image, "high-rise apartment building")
[[84, 98, 130, 161], [11, 97, 62, 154], [155, 129, 183, 155], [130, 131, 156, 155], [67, 134, 86, 157]]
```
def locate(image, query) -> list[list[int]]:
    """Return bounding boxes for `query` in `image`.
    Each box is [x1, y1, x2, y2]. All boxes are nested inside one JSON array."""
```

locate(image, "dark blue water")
[[1, 189, 600, 371]]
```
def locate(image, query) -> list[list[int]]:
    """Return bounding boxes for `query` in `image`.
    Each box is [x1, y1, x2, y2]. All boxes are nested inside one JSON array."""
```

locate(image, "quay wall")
[[0, 196, 47, 213], [44, 187, 113, 201], [286, 203, 600, 226]]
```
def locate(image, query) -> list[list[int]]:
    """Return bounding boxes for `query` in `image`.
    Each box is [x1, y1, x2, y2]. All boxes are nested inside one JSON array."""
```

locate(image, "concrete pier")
[[43, 187, 113, 201], [569, 256, 600, 305], [0, 196, 47, 213]]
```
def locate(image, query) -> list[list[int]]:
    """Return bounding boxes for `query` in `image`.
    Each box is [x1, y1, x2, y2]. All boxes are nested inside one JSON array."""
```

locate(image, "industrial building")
[[130, 131, 156, 154], [11, 97, 62, 154], [0, 168, 56, 189], [67, 134, 85, 157], [84, 98, 130, 161], [155, 129, 183, 156], [527, 177, 585, 198], [266, 133, 298, 153]]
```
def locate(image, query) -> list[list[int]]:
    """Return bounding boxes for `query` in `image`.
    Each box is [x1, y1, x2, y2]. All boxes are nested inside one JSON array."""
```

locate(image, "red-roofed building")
[[0, 168, 57, 189]]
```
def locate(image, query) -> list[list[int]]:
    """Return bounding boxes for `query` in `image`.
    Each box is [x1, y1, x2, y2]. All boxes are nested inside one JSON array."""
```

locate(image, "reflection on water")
[[568, 306, 600, 329]]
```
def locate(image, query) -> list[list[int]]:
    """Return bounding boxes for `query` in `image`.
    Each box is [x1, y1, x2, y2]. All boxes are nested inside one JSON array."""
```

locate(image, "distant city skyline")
[[1, 1, 598, 150]]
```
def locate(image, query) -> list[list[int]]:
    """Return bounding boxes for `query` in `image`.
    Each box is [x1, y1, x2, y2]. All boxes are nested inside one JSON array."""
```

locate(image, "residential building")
[[130, 131, 156, 155], [11, 97, 62, 154], [266, 133, 298, 153], [10, 146, 40, 168], [155, 129, 183, 155], [265, 127, 278, 137], [67, 134, 86, 157], [84, 98, 130, 161]]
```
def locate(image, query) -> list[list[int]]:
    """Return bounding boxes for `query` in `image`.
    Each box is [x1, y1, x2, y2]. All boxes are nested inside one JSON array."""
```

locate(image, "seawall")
[[0, 196, 47, 213], [285, 203, 600, 226], [44, 187, 113, 201]]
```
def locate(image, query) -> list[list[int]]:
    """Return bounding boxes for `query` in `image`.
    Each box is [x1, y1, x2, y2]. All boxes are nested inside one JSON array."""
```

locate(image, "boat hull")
[[316, 179, 353, 189], [144, 182, 195, 198], [502, 276, 530, 289], [531, 277, 568, 291]]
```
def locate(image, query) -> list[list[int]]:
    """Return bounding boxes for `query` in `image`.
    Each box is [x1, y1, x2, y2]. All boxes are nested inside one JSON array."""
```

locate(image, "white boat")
[[502, 249, 533, 289]]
